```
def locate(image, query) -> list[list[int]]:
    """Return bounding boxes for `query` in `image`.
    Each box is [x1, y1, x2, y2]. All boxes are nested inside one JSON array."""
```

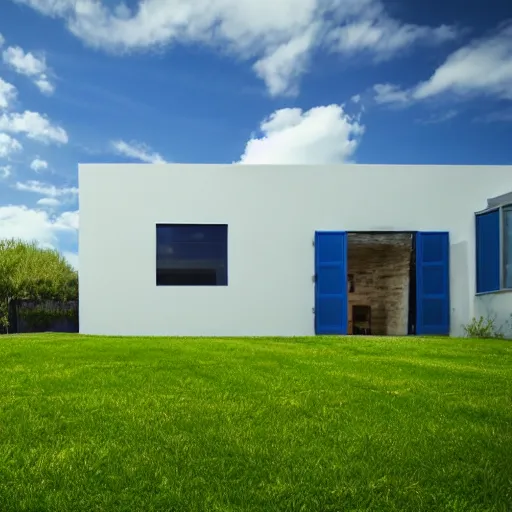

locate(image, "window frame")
[[155, 223, 228, 287], [503, 205, 512, 290], [475, 203, 512, 295]]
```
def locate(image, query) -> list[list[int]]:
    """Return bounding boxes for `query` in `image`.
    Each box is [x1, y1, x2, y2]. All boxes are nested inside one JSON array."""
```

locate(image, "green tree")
[[0, 239, 78, 332]]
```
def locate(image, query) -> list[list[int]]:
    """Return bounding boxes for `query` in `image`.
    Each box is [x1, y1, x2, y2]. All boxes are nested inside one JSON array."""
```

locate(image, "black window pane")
[[157, 224, 227, 244], [157, 269, 218, 286], [157, 241, 226, 261], [156, 224, 228, 286]]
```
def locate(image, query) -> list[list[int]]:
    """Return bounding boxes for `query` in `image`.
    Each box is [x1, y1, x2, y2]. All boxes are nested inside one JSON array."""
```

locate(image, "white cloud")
[[63, 250, 78, 270], [413, 22, 512, 101], [0, 33, 4, 47], [111, 140, 166, 164], [238, 104, 364, 164], [0, 111, 68, 144], [37, 197, 60, 207], [10, 0, 331, 54], [0, 77, 17, 109], [14, 180, 78, 198], [0, 165, 11, 179], [0, 205, 77, 250], [0, 133, 22, 158], [372, 22, 512, 106], [58, 210, 79, 230], [34, 74, 55, 94], [30, 158, 48, 172], [3, 46, 46, 75], [10, 0, 458, 96], [2, 46, 55, 95], [373, 83, 411, 105], [330, 16, 457, 60], [477, 107, 512, 123], [253, 25, 319, 96], [417, 110, 458, 125]]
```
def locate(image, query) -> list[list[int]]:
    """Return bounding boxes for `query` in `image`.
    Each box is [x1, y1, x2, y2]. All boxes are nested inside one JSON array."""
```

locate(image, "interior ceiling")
[[348, 233, 413, 248]]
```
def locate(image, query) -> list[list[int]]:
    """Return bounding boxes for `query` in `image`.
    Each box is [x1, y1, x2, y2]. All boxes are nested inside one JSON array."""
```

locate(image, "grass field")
[[0, 334, 511, 511]]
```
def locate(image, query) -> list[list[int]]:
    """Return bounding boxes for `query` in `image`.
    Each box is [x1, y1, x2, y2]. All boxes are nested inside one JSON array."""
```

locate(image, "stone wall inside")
[[347, 233, 413, 336]]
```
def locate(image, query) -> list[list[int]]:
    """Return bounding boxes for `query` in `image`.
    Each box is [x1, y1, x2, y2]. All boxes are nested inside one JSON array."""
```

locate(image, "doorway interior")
[[347, 232, 416, 336]]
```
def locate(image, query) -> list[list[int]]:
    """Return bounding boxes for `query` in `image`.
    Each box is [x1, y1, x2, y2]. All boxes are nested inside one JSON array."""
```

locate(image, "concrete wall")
[[348, 234, 412, 335], [78, 163, 512, 337]]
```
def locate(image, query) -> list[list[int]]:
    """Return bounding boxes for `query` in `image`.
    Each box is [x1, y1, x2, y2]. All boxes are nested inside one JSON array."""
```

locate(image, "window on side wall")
[[156, 224, 228, 286], [475, 205, 512, 293], [504, 206, 512, 289]]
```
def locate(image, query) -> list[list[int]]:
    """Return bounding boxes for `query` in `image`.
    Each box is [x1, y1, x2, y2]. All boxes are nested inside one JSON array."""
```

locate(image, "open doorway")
[[347, 232, 416, 336], [314, 230, 449, 336]]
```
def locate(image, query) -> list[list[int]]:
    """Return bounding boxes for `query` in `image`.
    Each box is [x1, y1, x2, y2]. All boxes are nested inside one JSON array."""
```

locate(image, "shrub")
[[0, 239, 78, 332], [463, 315, 506, 339], [19, 303, 78, 332]]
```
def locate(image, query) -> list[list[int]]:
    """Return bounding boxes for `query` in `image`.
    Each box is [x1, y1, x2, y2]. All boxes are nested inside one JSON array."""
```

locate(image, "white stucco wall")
[[475, 293, 512, 338], [78, 164, 512, 337]]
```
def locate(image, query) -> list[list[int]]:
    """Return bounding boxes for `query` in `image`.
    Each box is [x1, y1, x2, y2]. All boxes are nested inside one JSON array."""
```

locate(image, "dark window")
[[156, 224, 228, 286], [475, 210, 500, 293], [475, 204, 512, 293], [505, 207, 512, 289]]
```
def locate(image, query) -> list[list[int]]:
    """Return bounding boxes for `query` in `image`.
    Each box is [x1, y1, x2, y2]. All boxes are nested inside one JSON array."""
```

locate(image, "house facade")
[[78, 164, 512, 337]]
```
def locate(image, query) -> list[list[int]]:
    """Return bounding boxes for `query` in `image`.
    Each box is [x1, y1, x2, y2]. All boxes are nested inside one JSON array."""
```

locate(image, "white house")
[[78, 164, 512, 338]]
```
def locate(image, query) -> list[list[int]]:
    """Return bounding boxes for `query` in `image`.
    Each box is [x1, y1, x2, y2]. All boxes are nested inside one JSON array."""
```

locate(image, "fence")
[[1, 299, 79, 334]]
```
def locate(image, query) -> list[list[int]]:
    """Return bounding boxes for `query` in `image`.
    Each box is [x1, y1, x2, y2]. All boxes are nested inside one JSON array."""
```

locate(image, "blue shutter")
[[416, 232, 450, 335], [315, 231, 348, 335], [475, 210, 500, 293]]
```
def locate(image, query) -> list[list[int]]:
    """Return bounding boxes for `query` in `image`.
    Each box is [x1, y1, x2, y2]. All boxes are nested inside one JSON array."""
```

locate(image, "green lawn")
[[0, 335, 511, 511]]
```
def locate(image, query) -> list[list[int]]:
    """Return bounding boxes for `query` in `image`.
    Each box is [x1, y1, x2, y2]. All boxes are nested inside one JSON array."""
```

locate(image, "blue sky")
[[0, 0, 511, 268]]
